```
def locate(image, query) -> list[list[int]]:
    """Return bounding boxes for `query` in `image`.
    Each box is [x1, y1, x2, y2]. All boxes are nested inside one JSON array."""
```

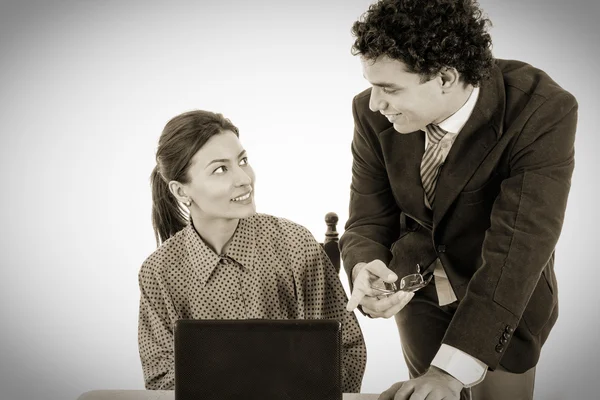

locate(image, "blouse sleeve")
[[138, 262, 178, 389], [292, 227, 367, 393]]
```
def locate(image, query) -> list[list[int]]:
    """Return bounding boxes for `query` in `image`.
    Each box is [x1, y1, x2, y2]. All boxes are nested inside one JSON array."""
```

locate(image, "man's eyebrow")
[[362, 75, 403, 89], [373, 82, 403, 89]]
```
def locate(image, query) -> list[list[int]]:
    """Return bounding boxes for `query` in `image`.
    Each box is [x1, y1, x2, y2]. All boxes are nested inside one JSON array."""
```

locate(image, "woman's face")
[[182, 130, 256, 222]]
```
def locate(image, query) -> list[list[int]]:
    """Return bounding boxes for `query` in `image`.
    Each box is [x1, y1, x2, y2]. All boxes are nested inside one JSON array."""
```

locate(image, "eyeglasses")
[[372, 264, 433, 295]]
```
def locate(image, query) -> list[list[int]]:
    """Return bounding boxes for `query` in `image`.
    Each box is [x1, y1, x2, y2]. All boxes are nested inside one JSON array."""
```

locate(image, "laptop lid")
[[174, 319, 342, 400]]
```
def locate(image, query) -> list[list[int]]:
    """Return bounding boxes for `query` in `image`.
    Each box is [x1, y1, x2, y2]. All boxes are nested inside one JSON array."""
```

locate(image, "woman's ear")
[[168, 181, 192, 207]]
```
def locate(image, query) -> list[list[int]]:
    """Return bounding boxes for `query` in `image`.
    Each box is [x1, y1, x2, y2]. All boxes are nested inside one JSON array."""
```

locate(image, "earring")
[[183, 199, 192, 207]]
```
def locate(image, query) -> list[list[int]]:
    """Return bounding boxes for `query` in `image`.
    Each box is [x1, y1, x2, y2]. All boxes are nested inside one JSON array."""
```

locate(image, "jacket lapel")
[[433, 65, 506, 227], [380, 126, 433, 227]]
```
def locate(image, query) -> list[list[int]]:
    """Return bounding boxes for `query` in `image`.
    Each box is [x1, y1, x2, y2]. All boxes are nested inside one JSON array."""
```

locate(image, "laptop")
[[174, 319, 342, 400]]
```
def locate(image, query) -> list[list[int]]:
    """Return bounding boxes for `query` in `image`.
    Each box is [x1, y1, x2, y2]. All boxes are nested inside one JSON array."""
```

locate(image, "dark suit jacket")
[[340, 59, 578, 372]]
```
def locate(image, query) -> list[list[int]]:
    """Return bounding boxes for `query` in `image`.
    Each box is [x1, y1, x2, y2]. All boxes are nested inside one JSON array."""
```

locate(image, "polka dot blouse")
[[138, 213, 366, 393]]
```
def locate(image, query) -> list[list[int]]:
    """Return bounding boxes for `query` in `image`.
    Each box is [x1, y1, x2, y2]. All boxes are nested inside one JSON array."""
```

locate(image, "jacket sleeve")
[[442, 91, 578, 369], [339, 95, 401, 288]]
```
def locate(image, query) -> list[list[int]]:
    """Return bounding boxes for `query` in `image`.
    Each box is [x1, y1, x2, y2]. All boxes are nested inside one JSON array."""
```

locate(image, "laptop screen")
[[174, 319, 342, 400]]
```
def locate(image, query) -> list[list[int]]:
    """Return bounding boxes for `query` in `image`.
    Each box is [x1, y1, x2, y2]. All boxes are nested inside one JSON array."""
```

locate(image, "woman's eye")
[[213, 166, 227, 174], [239, 157, 248, 166]]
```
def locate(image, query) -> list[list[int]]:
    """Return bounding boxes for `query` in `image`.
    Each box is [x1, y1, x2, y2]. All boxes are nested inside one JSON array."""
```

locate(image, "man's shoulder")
[[353, 87, 372, 103], [352, 87, 372, 115], [496, 59, 576, 103]]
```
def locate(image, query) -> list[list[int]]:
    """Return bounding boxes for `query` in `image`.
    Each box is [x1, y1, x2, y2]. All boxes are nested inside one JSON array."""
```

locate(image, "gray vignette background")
[[0, 1, 598, 399]]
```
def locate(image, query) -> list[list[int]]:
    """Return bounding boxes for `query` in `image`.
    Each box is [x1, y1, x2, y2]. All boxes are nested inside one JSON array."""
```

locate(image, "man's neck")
[[435, 84, 474, 125]]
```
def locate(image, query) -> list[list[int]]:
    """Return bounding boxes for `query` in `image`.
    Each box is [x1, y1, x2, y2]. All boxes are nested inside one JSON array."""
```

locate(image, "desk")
[[77, 390, 380, 400]]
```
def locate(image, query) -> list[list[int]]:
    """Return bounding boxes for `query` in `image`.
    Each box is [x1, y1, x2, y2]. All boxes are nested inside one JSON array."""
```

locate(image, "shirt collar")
[[437, 85, 480, 135], [222, 217, 256, 271], [184, 216, 256, 286]]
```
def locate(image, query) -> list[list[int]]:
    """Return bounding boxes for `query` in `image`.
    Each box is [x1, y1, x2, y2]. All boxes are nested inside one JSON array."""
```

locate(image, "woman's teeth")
[[232, 193, 251, 202]]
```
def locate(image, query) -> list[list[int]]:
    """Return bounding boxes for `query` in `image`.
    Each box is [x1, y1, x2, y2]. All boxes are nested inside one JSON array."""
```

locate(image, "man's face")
[[361, 56, 447, 133]]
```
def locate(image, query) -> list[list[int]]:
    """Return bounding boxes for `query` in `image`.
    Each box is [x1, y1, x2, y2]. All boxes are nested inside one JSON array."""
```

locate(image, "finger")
[[381, 291, 415, 318], [346, 286, 366, 312], [363, 289, 414, 314], [360, 295, 396, 317], [407, 390, 427, 400], [360, 294, 384, 309], [378, 382, 404, 400], [424, 392, 446, 400], [362, 302, 396, 318], [364, 285, 396, 298], [348, 267, 382, 311], [439, 393, 460, 400], [393, 382, 415, 400], [396, 289, 415, 304], [356, 267, 384, 294], [365, 259, 398, 283], [438, 395, 460, 400], [362, 276, 393, 297], [361, 305, 381, 318]]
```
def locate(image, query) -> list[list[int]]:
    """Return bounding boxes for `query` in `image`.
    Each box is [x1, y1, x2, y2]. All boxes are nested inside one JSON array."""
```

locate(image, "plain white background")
[[0, 1, 598, 399]]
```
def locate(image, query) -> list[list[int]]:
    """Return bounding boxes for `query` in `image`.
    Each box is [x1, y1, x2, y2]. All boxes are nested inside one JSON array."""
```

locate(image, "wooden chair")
[[321, 212, 341, 274]]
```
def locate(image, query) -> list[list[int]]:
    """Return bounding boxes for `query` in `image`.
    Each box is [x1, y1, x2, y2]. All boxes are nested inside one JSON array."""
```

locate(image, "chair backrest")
[[321, 212, 340, 274]]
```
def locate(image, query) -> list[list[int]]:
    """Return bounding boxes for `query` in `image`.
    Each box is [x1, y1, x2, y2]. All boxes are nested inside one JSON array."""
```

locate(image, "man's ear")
[[168, 180, 191, 206], [439, 67, 461, 92]]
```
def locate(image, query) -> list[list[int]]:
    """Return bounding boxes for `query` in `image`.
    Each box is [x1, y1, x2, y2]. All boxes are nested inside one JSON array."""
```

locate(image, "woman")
[[138, 110, 366, 393]]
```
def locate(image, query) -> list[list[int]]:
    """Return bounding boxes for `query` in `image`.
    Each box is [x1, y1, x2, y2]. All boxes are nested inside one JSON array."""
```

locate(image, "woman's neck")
[[190, 214, 240, 255]]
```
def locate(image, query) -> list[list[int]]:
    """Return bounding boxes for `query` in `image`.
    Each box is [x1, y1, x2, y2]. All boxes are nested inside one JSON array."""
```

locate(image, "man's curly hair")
[[352, 0, 494, 86]]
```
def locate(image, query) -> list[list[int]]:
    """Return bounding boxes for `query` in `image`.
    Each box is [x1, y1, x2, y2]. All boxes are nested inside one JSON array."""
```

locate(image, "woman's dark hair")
[[150, 110, 239, 246], [351, 0, 494, 86]]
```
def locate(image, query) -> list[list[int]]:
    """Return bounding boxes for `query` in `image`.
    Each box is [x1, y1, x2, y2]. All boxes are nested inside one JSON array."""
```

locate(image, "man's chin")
[[392, 123, 415, 134]]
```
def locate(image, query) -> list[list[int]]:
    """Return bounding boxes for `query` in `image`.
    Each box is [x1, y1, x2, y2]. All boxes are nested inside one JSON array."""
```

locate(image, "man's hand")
[[346, 259, 414, 318], [378, 366, 464, 400]]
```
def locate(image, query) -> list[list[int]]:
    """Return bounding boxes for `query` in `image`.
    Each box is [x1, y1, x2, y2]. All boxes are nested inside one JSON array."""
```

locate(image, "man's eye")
[[382, 87, 398, 94]]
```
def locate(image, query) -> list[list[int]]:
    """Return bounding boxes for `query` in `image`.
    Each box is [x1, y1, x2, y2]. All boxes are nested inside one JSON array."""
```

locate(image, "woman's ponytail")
[[150, 165, 188, 246]]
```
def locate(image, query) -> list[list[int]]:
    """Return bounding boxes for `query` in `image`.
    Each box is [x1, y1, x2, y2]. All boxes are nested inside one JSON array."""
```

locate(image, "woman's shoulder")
[[250, 213, 316, 243], [139, 226, 189, 277]]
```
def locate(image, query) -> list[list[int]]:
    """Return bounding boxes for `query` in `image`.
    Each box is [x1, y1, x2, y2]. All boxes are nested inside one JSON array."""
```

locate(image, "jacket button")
[[437, 245, 446, 253], [500, 337, 508, 344], [495, 344, 504, 353], [502, 332, 511, 340], [505, 326, 514, 334]]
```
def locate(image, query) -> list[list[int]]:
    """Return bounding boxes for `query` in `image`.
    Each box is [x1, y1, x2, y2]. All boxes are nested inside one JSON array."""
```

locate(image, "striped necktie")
[[421, 124, 448, 208]]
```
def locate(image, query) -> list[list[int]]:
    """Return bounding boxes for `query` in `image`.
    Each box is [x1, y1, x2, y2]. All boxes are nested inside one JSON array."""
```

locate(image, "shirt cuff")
[[431, 344, 487, 387]]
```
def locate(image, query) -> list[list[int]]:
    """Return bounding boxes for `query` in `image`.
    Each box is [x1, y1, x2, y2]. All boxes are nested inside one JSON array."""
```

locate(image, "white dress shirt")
[[424, 86, 488, 387]]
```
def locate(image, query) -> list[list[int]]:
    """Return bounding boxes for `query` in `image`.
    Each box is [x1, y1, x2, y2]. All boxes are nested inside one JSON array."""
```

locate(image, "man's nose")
[[369, 87, 386, 112]]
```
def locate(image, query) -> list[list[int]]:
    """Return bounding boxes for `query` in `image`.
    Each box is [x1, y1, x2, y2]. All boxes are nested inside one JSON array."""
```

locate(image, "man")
[[341, 0, 578, 399]]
